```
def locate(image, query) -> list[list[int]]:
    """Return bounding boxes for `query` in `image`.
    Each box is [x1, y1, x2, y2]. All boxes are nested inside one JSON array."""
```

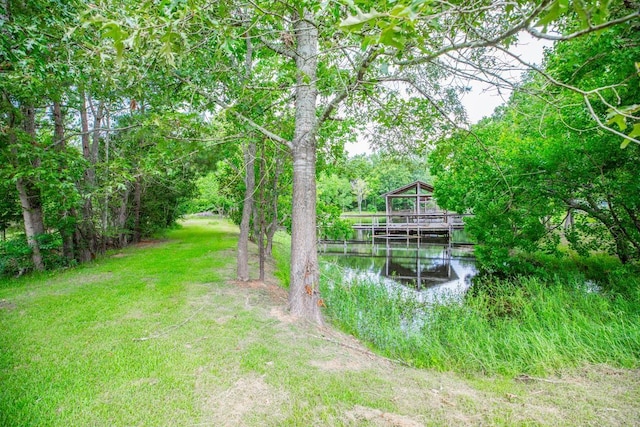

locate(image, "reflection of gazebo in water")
[[385, 251, 457, 289]]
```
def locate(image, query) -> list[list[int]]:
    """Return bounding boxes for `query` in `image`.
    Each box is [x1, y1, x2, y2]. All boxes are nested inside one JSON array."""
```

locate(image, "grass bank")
[[320, 258, 640, 376], [1, 217, 639, 426]]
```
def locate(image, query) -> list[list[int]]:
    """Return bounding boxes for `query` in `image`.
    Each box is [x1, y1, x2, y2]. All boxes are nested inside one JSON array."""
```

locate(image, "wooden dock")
[[345, 213, 468, 240]]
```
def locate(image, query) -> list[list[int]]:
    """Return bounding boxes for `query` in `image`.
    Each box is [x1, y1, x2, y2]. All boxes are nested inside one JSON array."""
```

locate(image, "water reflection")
[[319, 240, 476, 299]]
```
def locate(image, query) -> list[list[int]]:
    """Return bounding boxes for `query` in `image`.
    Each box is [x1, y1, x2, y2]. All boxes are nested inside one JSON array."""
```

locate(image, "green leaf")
[[340, 8, 385, 29], [628, 123, 640, 139], [379, 26, 406, 50], [389, 4, 413, 18], [606, 114, 626, 131], [536, 0, 569, 28]]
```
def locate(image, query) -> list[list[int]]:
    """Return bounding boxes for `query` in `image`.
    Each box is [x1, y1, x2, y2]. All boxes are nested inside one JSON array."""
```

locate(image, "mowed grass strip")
[[0, 218, 247, 426], [0, 218, 396, 427]]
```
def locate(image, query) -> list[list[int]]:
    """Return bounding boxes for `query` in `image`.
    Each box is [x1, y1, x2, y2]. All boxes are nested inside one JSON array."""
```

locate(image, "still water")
[[319, 240, 476, 302]]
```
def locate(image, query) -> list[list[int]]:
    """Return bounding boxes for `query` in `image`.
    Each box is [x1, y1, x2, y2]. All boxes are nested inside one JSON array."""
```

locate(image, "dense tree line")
[[0, 0, 216, 275]]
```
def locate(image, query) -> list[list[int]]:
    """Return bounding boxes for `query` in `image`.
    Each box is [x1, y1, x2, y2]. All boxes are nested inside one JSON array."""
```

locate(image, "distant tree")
[[317, 173, 354, 211], [351, 178, 370, 213]]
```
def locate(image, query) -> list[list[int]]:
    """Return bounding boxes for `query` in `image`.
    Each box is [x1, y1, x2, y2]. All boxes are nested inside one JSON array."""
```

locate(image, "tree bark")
[[288, 11, 323, 324], [16, 177, 45, 271], [116, 185, 131, 247], [237, 141, 256, 282], [73, 93, 102, 261], [132, 176, 143, 243], [52, 101, 76, 261], [15, 105, 45, 271], [258, 151, 266, 282], [265, 156, 282, 257]]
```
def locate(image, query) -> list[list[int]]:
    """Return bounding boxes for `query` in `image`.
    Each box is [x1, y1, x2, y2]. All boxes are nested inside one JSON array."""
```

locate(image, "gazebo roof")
[[382, 180, 434, 198]]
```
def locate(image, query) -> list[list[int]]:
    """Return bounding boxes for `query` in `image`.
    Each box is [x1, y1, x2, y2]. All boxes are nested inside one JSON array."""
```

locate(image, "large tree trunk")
[[16, 177, 45, 271], [237, 141, 256, 282], [288, 11, 323, 324], [15, 105, 45, 271]]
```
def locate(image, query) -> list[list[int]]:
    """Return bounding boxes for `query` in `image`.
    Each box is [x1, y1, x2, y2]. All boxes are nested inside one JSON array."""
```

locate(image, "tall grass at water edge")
[[318, 263, 640, 376]]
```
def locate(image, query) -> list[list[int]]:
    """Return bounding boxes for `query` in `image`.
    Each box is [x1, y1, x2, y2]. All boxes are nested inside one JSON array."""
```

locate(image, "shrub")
[[0, 235, 33, 277], [0, 233, 68, 277]]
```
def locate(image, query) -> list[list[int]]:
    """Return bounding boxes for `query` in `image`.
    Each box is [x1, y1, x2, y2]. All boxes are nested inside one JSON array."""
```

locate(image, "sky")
[[345, 33, 553, 156]]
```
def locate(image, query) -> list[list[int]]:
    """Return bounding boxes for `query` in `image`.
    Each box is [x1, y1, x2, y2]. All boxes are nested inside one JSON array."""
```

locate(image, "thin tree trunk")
[[258, 150, 266, 282], [74, 93, 101, 262], [288, 11, 323, 324], [52, 101, 76, 261], [101, 109, 111, 252], [265, 156, 282, 257], [132, 176, 143, 243], [237, 141, 256, 282], [116, 185, 130, 247]]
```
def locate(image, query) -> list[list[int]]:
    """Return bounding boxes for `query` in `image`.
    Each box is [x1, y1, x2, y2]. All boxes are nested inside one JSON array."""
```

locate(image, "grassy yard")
[[1, 217, 638, 426]]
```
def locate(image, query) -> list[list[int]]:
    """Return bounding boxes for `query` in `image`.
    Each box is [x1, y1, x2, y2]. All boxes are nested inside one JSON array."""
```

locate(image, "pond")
[[319, 240, 476, 302]]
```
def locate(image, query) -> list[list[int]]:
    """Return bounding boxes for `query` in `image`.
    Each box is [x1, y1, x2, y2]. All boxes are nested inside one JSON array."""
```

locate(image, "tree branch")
[[171, 71, 292, 150], [492, 44, 640, 145], [260, 35, 296, 59], [526, 10, 640, 41], [393, 0, 553, 67], [315, 47, 381, 131]]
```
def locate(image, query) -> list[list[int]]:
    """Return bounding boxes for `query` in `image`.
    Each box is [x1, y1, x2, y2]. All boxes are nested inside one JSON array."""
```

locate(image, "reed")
[[320, 262, 640, 375]]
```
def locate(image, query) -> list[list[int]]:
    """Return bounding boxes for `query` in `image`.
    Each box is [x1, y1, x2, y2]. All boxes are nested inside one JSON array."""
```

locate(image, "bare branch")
[[315, 47, 381, 131], [492, 45, 640, 145], [172, 72, 292, 149], [526, 10, 640, 41], [260, 35, 296, 59]]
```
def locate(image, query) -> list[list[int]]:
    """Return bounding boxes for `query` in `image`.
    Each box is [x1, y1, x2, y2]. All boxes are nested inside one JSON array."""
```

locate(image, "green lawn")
[[1, 217, 638, 426]]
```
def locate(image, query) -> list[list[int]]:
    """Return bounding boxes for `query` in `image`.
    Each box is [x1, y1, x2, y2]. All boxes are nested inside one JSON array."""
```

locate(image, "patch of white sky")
[[345, 33, 554, 156]]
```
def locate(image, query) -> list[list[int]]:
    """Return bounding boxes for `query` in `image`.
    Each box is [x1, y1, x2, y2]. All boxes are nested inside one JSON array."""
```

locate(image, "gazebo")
[[335, 180, 465, 242], [382, 180, 441, 219]]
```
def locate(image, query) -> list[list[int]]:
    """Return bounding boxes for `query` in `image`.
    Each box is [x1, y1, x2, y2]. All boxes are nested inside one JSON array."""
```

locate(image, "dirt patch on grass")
[[134, 239, 168, 248], [232, 279, 288, 304], [200, 375, 289, 426], [0, 299, 16, 310], [345, 405, 425, 426]]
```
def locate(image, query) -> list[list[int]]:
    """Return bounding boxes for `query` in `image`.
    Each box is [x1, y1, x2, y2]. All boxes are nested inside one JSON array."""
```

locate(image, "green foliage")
[[340, 0, 616, 51], [0, 233, 67, 277], [317, 172, 353, 210], [317, 202, 353, 240], [0, 235, 32, 277], [184, 172, 234, 215], [0, 182, 21, 235], [431, 19, 640, 270]]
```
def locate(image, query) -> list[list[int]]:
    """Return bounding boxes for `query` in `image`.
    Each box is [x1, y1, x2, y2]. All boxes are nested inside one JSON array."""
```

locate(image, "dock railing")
[[342, 212, 469, 228]]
